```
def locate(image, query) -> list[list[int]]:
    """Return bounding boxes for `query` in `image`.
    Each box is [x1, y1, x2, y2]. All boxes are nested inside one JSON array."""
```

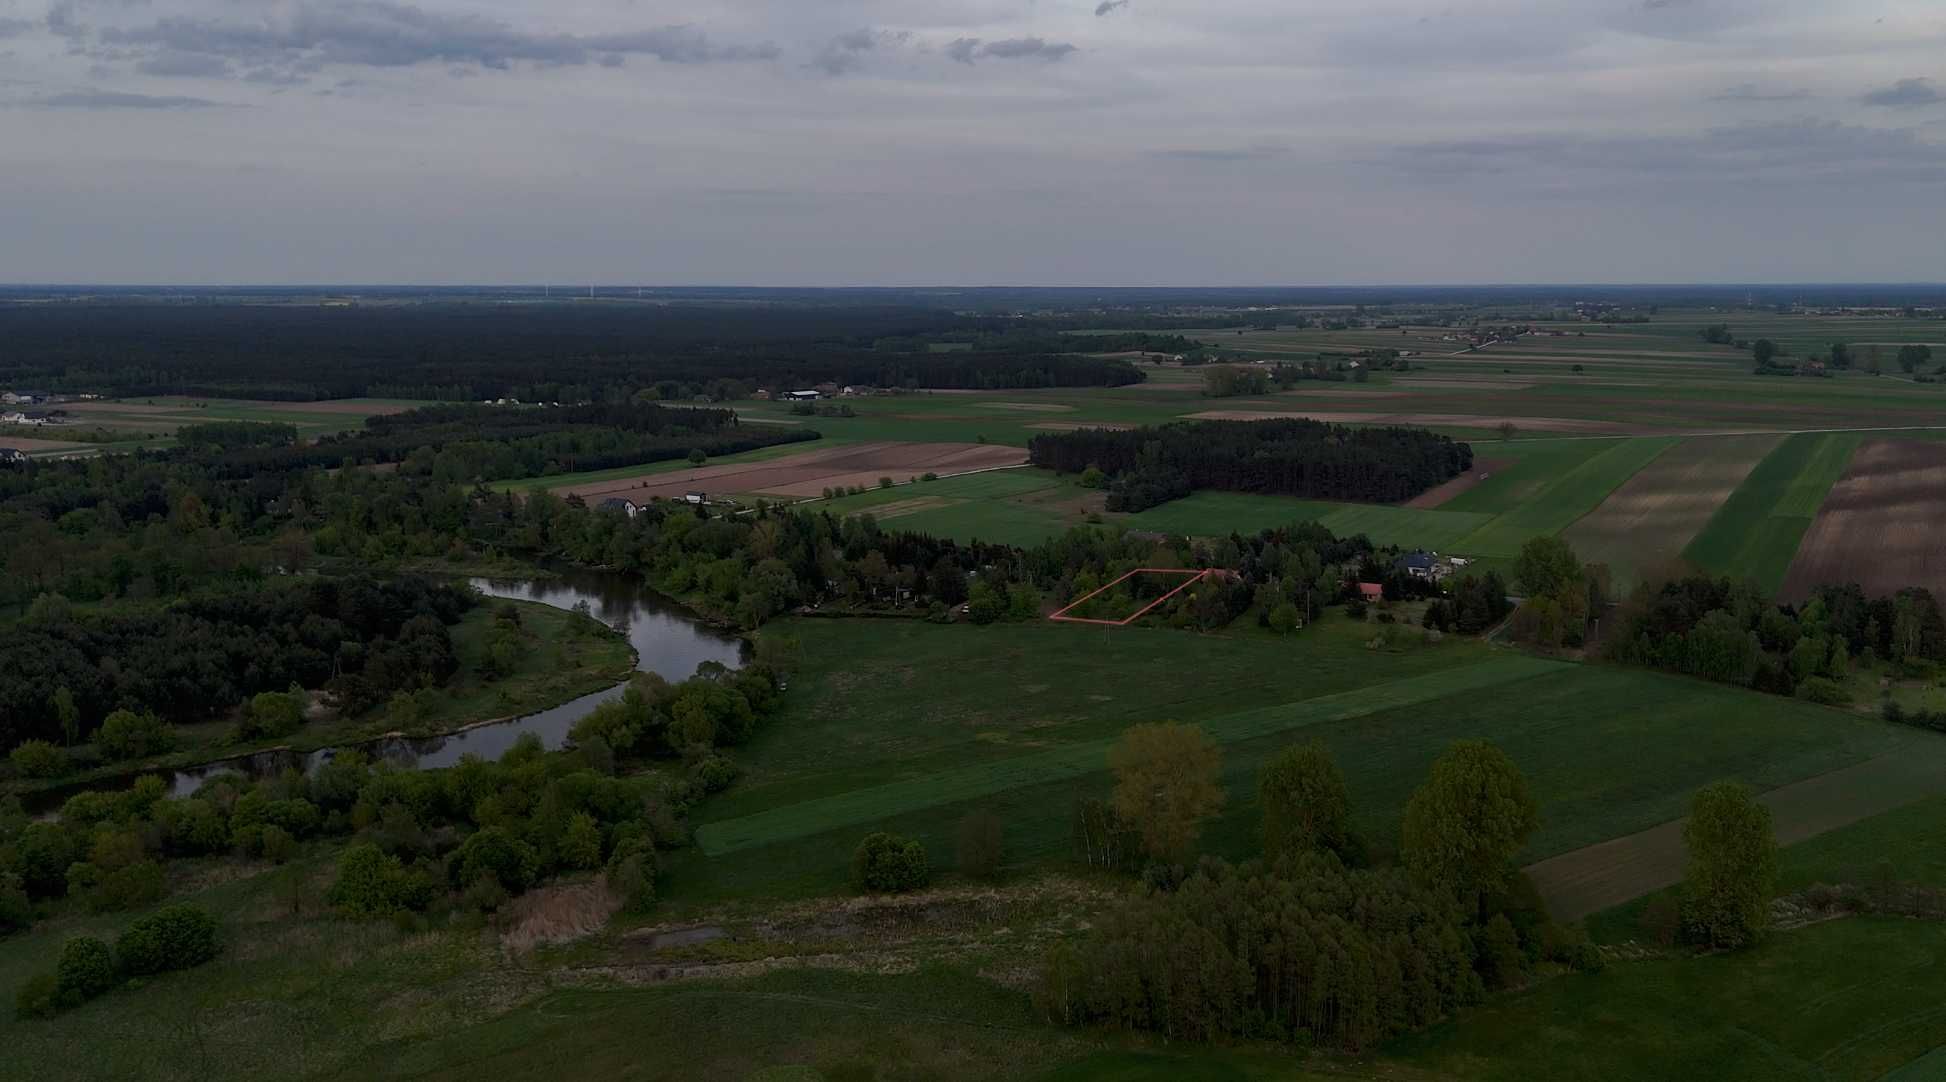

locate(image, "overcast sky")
[[2, 0, 1943, 285]]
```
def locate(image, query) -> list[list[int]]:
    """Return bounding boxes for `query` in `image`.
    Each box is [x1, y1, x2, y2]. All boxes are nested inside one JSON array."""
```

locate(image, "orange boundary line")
[[1049, 567, 1213, 626]]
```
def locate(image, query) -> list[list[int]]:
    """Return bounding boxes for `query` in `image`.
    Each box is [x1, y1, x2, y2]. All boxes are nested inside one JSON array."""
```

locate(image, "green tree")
[[1898, 344, 1933, 373], [1400, 740, 1538, 907], [1681, 781, 1776, 950], [1258, 740, 1351, 862], [1752, 339, 1778, 365], [560, 812, 603, 870], [1109, 721, 1227, 862], [115, 905, 220, 976], [97, 709, 176, 761], [51, 687, 78, 747], [55, 937, 117, 1007], [1078, 465, 1107, 489], [1513, 535, 1582, 601], [8, 740, 67, 779]]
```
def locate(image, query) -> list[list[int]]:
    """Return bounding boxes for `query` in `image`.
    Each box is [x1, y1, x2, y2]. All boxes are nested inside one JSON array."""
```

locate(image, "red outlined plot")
[[1048, 567, 1222, 626]]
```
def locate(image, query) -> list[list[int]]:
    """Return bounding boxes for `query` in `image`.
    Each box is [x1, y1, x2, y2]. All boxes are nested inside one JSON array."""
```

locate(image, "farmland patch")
[[1779, 439, 1946, 601], [1560, 434, 1780, 581]]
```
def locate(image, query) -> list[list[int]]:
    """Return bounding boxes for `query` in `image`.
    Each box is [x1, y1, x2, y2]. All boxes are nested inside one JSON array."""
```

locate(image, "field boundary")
[[1048, 568, 1219, 626], [694, 655, 1565, 856], [1525, 742, 1946, 922]]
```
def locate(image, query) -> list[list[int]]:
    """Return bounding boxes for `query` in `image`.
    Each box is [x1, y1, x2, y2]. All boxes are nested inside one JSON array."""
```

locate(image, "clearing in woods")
[[1560, 434, 1782, 583], [1778, 440, 1946, 602], [1682, 431, 1861, 592]]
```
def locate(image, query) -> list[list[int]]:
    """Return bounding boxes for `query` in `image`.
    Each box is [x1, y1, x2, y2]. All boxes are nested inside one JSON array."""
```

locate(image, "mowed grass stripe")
[[1454, 436, 1677, 557], [694, 655, 1563, 855], [1683, 432, 1861, 592]]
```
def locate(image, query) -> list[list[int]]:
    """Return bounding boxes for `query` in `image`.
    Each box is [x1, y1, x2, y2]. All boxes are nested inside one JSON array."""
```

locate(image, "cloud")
[[1095, 0, 1130, 15], [808, 28, 909, 77], [1710, 83, 1810, 102], [0, 16, 38, 39], [947, 36, 1076, 64], [1391, 119, 1946, 186], [1152, 144, 1287, 162], [1641, 0, 1696, 8], [21, 89, 223, 109], [95, 1, 778, 81], [137, 51, 234, 79], [1862, 78, 1943, 108]]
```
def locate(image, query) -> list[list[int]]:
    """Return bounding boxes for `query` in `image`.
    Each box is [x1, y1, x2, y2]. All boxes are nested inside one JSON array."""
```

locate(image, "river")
[[49, 568, 747, 805]]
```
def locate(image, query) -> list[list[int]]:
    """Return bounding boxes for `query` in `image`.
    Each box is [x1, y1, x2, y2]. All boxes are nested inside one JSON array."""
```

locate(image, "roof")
[[597, 497, 638, 510], [1398, 552, 1436, 569], [1357, 582, 1384, 598]]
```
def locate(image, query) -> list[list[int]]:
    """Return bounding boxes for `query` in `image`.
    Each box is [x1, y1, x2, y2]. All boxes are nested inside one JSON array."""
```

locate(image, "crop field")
[[1560, 434, 1781, 583], [667, 617, 1921, 907], [1779, 440, 1946, 602], [552, 441, 1027, 502], [1448, 437, 1676, 557], [1683, 432, 1861, 591]]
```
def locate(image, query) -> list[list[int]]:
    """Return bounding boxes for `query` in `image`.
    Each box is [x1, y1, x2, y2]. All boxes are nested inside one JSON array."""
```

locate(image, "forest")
[[0, 576, 476, 748], [212, 401, 817, 480], [0, 304, 1146, 401], [1028, 419, 1474, 510]]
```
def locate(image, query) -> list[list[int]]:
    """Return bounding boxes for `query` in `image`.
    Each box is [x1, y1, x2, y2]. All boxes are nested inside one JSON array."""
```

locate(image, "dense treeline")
[[1029, 419, 1472, 510], [1606, 574, 1944, 700], [0, 576, 474, 748], [215, 402, 817, 481], [0, 304, 1142, 401]]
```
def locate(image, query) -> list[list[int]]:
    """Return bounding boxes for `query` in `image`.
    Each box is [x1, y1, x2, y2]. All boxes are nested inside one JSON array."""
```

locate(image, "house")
[[1356, 582, 1384, 602], [0, 411, 25, 425], [813, 382, 840, 396], [3, 390, 50, 405], [683, 491, 707, 505], [751, 389, 774, 401], [0, 448, 27, 464], [597, 497, 641, 519], [783, 390, 820, 402], [1395, 551, 1440, 581]]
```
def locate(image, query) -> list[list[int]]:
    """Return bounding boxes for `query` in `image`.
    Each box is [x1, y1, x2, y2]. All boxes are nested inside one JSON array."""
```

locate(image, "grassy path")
[[696, 655, 1563, 856], [1526, 741, 1946, 921]]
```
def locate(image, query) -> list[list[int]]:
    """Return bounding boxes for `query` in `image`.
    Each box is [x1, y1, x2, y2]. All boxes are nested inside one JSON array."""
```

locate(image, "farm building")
[[0, 448, 27, 464], [783, 390, 820, 402], [1395, 551, 1440, 580], [683, 491, 707, 505], [597, 497, 641, 519]]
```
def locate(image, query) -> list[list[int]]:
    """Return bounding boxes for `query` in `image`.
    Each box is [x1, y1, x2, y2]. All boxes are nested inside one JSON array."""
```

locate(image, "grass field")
[[1560, 434, 1782, 584], [1449, 437, 1675, 557], [1392, 917, 1946, 1082], [1682, 432, 1862, 591], [663, 617, 1919, 909]]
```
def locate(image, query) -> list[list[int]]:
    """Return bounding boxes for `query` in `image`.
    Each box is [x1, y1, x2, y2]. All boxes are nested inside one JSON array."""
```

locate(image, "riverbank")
[[0, 597, 634, 801]]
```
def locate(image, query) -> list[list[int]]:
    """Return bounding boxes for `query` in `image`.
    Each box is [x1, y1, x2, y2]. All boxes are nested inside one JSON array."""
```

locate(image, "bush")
[[453, 827, 540, 893], [76, 861, 168, 914], [55, 936, 117, 1006], [851, 832, 930, 893], [8, 740, 67, 779], [327, 844, 435, 917], [1794, 676, 1848, 705], [260, 825, 296, 865], [956, 809, 1005, 880], [0, 878, 33, 936], [116, 905, 220, 976], [559, 812, 603, 870], [236, 690, 304, 741], [15, 973, 58, 1020], [606, 837, 657, 913], [96, 710, 176, 761], [687, 754, 739, 794]]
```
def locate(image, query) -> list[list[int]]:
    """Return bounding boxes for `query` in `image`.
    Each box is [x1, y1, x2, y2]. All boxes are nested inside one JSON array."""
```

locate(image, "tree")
[[1681, 781, 1776, 950], [1898, 344, 1933, 373], [1078, 465, 1107, 489], [1828, 342, 1851, 369], [686, 448, 707, 465], [115, 905, 220, 976], [9, 740, 67, 779], [1751, 339, 1778, 365], [1258, 740, 1351, 862], [1497, 421, 1519, 441], [55, 936, 117, 1007], [51, 687, 78, 747], [97, 709, 176, 761], [1109, 721, 1227, 862], [852, 832, 930, 893], [1400, 740, 1538, 907], [1513, 535, 1581, 601]]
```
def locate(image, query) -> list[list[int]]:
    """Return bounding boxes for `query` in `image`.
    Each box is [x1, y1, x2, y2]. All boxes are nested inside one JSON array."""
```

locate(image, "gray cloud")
[[21, 89, 223, 108], [1152, 144, 1287, 162], [137, 50, 233, 78], [0, 17, 38, 38], [1393, 119, 1946, 186], [1641, 0, 1696, 8], [1710, 83, 1810, 102], [809, 27, 908, 77], [1862, 78, 1943, 108], [947, 36, 1076, 64], [1095, 1, 1129, 15], [94, 1, 778, 81]]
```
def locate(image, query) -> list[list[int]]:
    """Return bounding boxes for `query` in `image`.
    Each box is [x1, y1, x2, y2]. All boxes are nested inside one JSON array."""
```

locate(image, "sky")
[[1, 0, 1943, 285]]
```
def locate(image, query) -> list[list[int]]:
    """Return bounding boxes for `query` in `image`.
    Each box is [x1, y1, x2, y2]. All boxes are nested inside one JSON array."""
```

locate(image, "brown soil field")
[[1780, 439, 1946, 602], [1025, 421, 1135, 432], [1525, 748, 1946, 921], [1404, 458, 1513, 509], [60, 401, 188, 415], [863, 496, 952, 520], [556, 442, 1027, 502], [1185, 409, 1632, 433], [0, 434, 93, 453], [1561, 434, 1780, 577]]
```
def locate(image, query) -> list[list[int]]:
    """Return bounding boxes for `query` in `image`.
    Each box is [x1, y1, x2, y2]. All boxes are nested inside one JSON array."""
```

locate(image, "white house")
[[597, 497, 641, 519], [783, 390, 820, 402]]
